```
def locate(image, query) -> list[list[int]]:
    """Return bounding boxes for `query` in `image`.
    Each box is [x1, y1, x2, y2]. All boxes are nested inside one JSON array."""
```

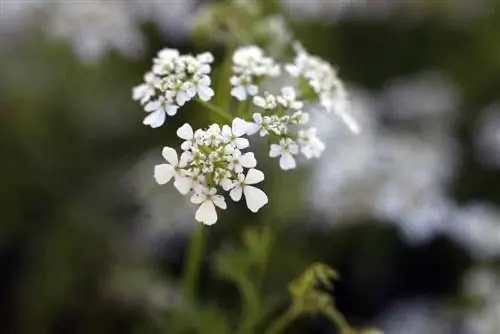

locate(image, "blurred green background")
[[1, 1, 500, 333]]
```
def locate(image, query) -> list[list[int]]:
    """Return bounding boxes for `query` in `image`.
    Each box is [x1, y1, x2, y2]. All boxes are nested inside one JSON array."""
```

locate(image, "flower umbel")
[[154, 121, 268, 225], [134, 42, 360, 222], [133, 48, 215, 128]]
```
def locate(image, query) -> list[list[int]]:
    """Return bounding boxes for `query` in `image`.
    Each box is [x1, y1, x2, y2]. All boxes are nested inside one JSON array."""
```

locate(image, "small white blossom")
[[191, 188, 227, 225], [230, 76, 259, 101], [230, 45, 281, 101], [286, 42, 360, 134], [143, 96, 179, 128], [277, 86, 303, 110], [133, 48, 215, 128], [270, 138, 299, 170], [298, 128, 325, 159], [228, 169, 268, 213], [133, 72, 160, 104]]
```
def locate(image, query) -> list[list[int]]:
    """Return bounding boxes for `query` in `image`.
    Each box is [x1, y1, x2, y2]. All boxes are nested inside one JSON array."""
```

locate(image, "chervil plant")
[[131, 1, 374, 333], [133, 42, 358, 225]]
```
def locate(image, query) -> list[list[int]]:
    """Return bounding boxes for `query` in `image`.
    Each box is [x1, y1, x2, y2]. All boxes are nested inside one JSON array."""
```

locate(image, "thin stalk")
[[264, 308, 298, 334], [196, 100, 233, 122], [181, 223, 208, 304], [324, 307, 354, 334]]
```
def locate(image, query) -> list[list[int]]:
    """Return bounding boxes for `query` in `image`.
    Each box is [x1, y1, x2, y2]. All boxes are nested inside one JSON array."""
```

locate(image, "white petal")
[[243, 186, 268, 213], [181, 141, 192, 151], [247, 85, 258, 96], [162, 147, 178, 165], [285, 64, 300, 77], [232, 118, 248, 137], [190, 193, 205, 204], [177, 123, 194, 140], [179, 151, 193, 167], [230, 76, 240, 85], [199, 75, 211, 86], [176, 91, 187, 106], [186, 85, 197, 99], [221, 125, 232, 138], [165, 104, 179, 116], [230, 186, 243, 202], [245, 168, 264, 185], [212, 195, 227, 209], [245, 122, 260, 136], [174, 176, 192, 195], [235, 137, 249, 149], [220, 178, 234, 191], [195, 200, 218, 225], [231, 85, 247, 101], [198, 86, 214, 101], [279, 152, 296, 170], [154, 164, 174, 185], [143, 110, 166, 128], [144, 101, 160, 112], [269, 144, 282, 158], [253, 96, 266, 108], [239, 152, 257, 168]]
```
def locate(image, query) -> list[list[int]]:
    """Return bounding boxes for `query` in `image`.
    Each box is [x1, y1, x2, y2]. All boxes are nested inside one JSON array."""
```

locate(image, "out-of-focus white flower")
[[462, 267, 500, 334], [381, 72, 459, 121], [230, 45, 281, 101], [377, 299, 450, 334], [298, 128, 325, 159], [474, 103, 500, 167], [45, 0, 144, 62], [447, 203, 500, 259], [286, 42, 360, 134]]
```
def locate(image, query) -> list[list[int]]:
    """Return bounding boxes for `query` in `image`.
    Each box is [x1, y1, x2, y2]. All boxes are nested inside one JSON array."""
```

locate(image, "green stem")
[[264, 308, 298, 334], [324, 307, 354, 334], [181, 223, 208, 304], [196, 100, 233, 122], [237, 277, 260, 334]]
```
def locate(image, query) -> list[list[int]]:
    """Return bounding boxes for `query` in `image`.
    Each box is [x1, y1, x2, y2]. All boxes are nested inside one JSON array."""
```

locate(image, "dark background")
[[1, 1, 500, 333]]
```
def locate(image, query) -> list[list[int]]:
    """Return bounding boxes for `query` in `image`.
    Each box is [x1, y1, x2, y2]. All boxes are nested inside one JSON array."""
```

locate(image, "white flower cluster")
[[133, 43, 358, 225], [133, 48, 215, 128], [286, 43, 360, 134], [243, 87, 325, 170], [230, 46, 281, 101], [153, 120, 268, 225]]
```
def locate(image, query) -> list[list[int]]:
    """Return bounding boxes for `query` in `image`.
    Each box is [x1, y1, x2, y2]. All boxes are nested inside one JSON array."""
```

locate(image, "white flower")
[[269, 138, 299, 170], [230, 45, 280, 101], [191, 188, 227, 225], [277, 86, 303, 110], [230, 76, 259, 101], [286, 42, 360, 134], [221, 118, 251, 149], [253, 94, 277, 109], [154, 147, 190, 186], [228, 151, 257, 173], [298, 128, 325, 159], [133, 72, 159, 104], [192, 75, 215, 101], [229, 169, 268, 212], [177, 123, 198, 151], [143, 96, 179, 128]]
